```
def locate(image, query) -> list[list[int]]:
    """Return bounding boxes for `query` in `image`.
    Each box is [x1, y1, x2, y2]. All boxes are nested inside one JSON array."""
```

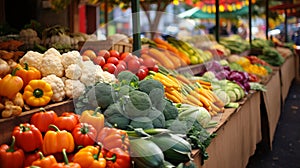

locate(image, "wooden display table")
[[280, 54, 296, 103], [261, 69, 281, 149], [0, 100, 75, 145], [192, 91, 262, 168]]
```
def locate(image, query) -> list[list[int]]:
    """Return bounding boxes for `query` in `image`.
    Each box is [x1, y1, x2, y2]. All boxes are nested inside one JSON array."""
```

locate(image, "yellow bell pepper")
[[23, 79, 53, 107]]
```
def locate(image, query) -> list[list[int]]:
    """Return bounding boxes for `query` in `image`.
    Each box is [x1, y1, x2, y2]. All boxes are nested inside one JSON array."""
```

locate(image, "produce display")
[[0, 24, 295, 168]]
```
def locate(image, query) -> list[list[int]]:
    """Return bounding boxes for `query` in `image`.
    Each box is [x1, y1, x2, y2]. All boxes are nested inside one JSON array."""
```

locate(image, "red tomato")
[[150, 64, 159, 72], [123, 53, 134, 63], [109, 50, 120, 59], [143, 57, 156, 68], [93, 56, 106, 67], [114, 63, 127, 76], [136, 68, 148, 80], [118, 60, 127, 69], [107, 57, 119, 65], [139, 65, 149, 74], [97, 50, 110, 60], [103, 63, 117, 74], [138, 58, 144, 65], [120, 52, 132, 60], [127, 59, 141, 73]]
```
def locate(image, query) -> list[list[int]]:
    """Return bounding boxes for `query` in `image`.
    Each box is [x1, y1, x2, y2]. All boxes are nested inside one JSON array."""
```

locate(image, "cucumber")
[[130, 138, 164, 168], [149, 133, 193, 166]]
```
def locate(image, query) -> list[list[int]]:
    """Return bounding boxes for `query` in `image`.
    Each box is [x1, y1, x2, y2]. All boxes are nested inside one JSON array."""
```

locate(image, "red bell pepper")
[[97, 127, 130, 151], [12, 123, 43, 152], [54, 112, 79, 132], [24, 150, 40, 167], [0, 136, 25, 168], [105, 148, 131, 168], [72, 123, 97, 147], [30, 108, 58, 133]]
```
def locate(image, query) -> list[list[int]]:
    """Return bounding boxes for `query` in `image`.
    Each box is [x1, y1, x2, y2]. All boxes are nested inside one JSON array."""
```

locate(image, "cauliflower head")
[[19, 51, 43, 70], [40, 48, 64, 77], [95, 71, 116, 84], [79, 61, 101, 86], [65, 64, 82, 80], [42, 74, 66, 102], [64, 79, 86, 98], [61, 50, 83, 68]]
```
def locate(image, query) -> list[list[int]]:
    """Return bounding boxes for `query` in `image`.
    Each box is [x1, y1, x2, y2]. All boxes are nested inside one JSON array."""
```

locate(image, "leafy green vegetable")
[[117, 70, 139, 88], [130, 117, 154, 129], [148, 107, 166, 128]]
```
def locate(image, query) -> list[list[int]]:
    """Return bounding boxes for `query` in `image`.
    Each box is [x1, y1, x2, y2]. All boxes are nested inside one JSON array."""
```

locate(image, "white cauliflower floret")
[[42, 74, 65, 102], [40, 48, 64, 77], [79, 61, 99, 86], [19, 51, 43, 70], [61, 50, 83, 68], [95, 71, 116, 84], [64, 79, 86, 98], [44, 47, 62, 59], [65, 64, 82, 80]]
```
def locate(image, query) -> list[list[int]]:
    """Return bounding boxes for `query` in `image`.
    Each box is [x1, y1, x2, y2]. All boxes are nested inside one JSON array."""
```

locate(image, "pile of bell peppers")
[[0, 108, 131, 168]]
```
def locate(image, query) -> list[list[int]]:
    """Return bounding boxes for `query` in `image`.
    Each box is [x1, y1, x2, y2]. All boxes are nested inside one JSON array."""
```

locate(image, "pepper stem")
[[105, 154, 117, 162], [20, 124, 30, 132], [80, 123, 89, 134], [33, 88, 44, 98], [62, 148, 69, 165], [11, 67, 19, 76], [24, 62, 29, 70], [38, 151, 45, 160], [93, 107, 101, 116], [49, 124, 60, 132], [6, 136, 16, 152]]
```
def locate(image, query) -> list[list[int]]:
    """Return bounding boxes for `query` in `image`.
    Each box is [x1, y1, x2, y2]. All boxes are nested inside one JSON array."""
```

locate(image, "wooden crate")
[[0, 100, 75, 145], [78, 40, 133, 53]]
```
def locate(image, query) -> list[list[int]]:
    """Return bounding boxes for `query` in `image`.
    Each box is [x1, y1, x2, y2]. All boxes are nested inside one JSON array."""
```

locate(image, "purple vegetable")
[[205, 61, 223, 72], [215, 71, 228, 80], [223, 66, 231, 71], [240, 71, 250, 82], [228, 71, 244, 82], [243, 82, 251, 92]]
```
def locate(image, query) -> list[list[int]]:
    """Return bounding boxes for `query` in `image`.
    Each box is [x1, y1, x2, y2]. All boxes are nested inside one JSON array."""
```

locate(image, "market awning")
[[269, 3, 300, 10], [178, 6, 249, 19]]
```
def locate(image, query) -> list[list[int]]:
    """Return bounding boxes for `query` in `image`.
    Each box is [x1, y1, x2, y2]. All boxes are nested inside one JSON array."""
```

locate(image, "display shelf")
[[280, 54, 296, 103], [176, 63, 206, 75], [192, 91, 262, 168], [0, 100, 75, 145]]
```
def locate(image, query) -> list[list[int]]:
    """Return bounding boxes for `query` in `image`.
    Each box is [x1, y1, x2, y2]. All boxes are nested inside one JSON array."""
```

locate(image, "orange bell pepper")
[[42, 125, 75, 155], [73, 145, 106, 168], [0, 69, 23, 99], [32, 152, 57, 168], [51, 149, 81, 168], [15, 62, 41, 88]]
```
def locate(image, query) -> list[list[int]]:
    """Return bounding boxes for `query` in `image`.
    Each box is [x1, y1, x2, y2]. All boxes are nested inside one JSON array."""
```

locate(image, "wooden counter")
[[280, 55, 296, 103], [193, 91, 262, 168]]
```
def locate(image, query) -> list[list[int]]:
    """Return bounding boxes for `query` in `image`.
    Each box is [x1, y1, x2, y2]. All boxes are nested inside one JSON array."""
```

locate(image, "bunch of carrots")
[[150, 66, 225, 117]]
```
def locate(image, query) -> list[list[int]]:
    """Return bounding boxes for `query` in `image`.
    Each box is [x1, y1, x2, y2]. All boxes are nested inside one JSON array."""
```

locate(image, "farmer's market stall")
[[0, 10, 298, 167]]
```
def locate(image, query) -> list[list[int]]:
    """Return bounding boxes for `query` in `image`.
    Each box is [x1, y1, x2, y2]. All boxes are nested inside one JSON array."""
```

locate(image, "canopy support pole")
[[249, 0, 252, 45], [215, 0, 220, 42], [131, 0, 141, 54]]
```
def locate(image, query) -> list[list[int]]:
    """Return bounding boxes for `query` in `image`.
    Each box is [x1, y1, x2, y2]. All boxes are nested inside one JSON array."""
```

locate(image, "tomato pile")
[[84, 49, 159, 80]]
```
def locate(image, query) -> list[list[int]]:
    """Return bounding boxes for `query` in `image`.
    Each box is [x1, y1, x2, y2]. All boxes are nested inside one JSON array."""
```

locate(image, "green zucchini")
[[130, 138, 164, 168], [149, 133, 193, 166]]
